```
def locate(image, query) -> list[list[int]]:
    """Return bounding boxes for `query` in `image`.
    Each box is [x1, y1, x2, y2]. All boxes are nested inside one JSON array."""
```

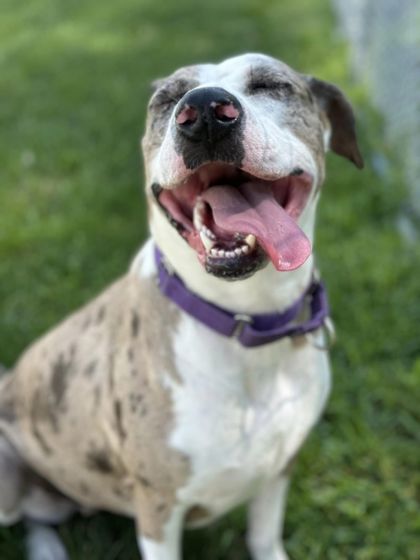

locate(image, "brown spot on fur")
[[131, 311, 140, 337], [0, 405, 15, 424], [127, 348, 134, 362], [51, 353, 73, 408], [82, 316, 92, 330], [114, 400, 127, 442], [86, 449, 114, 474], [129, 393, 143, 413], [84, 360, 97, 377], [137, 475, 152, 488], [186, 505, 212, 525], [31, 386, 59, 433], [108, 353, 115, 392], [113, 486, 127, 499], [96, 306, 106, 324], [32, 425, 53, 456], [0, 374, 16, 424], [79, 482, 90, 495]]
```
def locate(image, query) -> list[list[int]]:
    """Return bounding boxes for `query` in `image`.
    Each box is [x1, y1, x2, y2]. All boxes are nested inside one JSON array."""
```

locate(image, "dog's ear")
[[307, 77, 364, 169]]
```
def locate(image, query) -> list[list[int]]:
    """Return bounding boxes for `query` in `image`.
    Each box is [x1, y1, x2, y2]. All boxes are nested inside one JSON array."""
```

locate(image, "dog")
[[0, 53, 363, 560]]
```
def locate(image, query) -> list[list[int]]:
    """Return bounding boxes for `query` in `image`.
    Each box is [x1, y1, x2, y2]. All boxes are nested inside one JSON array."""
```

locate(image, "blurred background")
[[0, 0, 419, 558]]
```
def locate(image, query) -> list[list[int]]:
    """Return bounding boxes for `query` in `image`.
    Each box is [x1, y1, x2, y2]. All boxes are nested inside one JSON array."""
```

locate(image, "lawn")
[[0, 0, 419, 558]]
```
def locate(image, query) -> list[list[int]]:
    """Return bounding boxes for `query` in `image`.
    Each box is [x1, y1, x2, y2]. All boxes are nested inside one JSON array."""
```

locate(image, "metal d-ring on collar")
[[154, 246, 333, 349]]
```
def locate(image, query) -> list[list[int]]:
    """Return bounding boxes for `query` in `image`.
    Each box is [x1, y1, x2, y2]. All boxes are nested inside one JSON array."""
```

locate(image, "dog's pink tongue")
[[202, 183, 311, 271]]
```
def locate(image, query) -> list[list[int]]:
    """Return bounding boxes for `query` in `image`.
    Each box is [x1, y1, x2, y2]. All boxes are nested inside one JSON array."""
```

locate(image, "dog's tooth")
[[242, 244, 250, 254], [234, 248, 242, 256], [200, 231, 215, 251], [200, 226, 216, 242], [210, 248, 219, 257], [218, 249, 225, 257], [245, 234, 256, 249], [193, 198, 206, 230], [193, 211, 203, 230], [204, 227, 216, 240]]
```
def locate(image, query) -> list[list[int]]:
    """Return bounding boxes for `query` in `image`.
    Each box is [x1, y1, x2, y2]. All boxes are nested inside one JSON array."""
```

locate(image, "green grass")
[[0, 0, 419, 558]]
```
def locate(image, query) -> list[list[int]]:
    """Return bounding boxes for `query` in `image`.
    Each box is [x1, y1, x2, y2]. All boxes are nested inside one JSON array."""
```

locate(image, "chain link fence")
[[334, 0, 420, 220]]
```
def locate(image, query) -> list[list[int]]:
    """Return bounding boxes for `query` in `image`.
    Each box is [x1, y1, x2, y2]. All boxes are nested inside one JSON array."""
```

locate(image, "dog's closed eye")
[[150, 89, 187, 110], [248, 78, 294, 95], [247, 66, 295, 97], [150, 78, 199, 110]]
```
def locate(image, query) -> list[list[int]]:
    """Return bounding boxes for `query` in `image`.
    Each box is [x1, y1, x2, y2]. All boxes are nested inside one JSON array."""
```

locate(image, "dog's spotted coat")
[[0, 53, 362, 559]]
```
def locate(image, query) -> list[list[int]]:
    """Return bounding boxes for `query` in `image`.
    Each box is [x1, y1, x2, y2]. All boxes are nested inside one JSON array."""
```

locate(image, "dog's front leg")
[[247, 475, 291, 560], [135, 496, 185, 560]]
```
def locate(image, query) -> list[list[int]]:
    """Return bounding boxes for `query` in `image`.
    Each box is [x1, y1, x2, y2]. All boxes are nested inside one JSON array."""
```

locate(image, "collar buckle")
[[232, 313, 253, 338]]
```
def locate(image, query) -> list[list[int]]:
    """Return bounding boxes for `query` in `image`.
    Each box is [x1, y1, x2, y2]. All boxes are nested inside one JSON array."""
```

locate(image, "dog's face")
[[142, 53, 363, 280]]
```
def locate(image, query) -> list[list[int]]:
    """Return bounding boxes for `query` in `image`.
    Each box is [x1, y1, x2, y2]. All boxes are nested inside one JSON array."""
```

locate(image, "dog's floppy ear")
[[307, 77, 364, 169]]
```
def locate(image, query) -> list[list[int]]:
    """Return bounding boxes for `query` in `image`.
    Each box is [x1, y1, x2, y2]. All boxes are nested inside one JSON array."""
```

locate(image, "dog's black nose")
[[175, 87, 243, 144]]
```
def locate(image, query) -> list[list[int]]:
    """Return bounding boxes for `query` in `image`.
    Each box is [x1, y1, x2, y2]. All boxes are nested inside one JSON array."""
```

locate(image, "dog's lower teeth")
[[208, 243, 253, 259], [207, 233, 257, 259]]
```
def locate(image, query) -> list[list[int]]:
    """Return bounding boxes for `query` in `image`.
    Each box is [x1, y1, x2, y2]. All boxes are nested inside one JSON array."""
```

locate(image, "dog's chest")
[[167, 314, 330, 513]]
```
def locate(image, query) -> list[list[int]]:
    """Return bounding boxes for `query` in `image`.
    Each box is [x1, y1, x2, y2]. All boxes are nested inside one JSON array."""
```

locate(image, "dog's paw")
[[26, 523, 69, 560]]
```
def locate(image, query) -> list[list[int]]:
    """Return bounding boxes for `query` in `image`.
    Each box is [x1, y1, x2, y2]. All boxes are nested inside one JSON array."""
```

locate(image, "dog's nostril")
[[213, 102, 240, 123], [176, 105, 198, 126]]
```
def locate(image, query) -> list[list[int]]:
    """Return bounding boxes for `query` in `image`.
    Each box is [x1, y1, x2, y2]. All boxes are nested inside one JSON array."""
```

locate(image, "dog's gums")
[[153, 162, 313, 278]]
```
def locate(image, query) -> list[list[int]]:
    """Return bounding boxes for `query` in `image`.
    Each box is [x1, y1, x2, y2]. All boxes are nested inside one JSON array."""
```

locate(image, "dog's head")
[[142, 53, 363, 281]]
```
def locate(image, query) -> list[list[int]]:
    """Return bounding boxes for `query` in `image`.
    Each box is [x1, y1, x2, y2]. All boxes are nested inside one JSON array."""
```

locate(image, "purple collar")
[[155, 246, 330, 348]]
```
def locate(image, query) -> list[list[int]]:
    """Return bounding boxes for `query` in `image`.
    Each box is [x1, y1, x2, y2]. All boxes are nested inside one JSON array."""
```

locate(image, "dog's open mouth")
[[153, 163, 313, 279]]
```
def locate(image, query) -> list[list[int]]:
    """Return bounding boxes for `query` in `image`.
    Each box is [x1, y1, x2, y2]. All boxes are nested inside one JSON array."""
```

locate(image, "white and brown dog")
[[0, 53, 363, 560]]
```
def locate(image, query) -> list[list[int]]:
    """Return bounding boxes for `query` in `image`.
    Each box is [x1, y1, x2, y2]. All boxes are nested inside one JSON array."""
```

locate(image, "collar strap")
[[155, 246, 330, 348]]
